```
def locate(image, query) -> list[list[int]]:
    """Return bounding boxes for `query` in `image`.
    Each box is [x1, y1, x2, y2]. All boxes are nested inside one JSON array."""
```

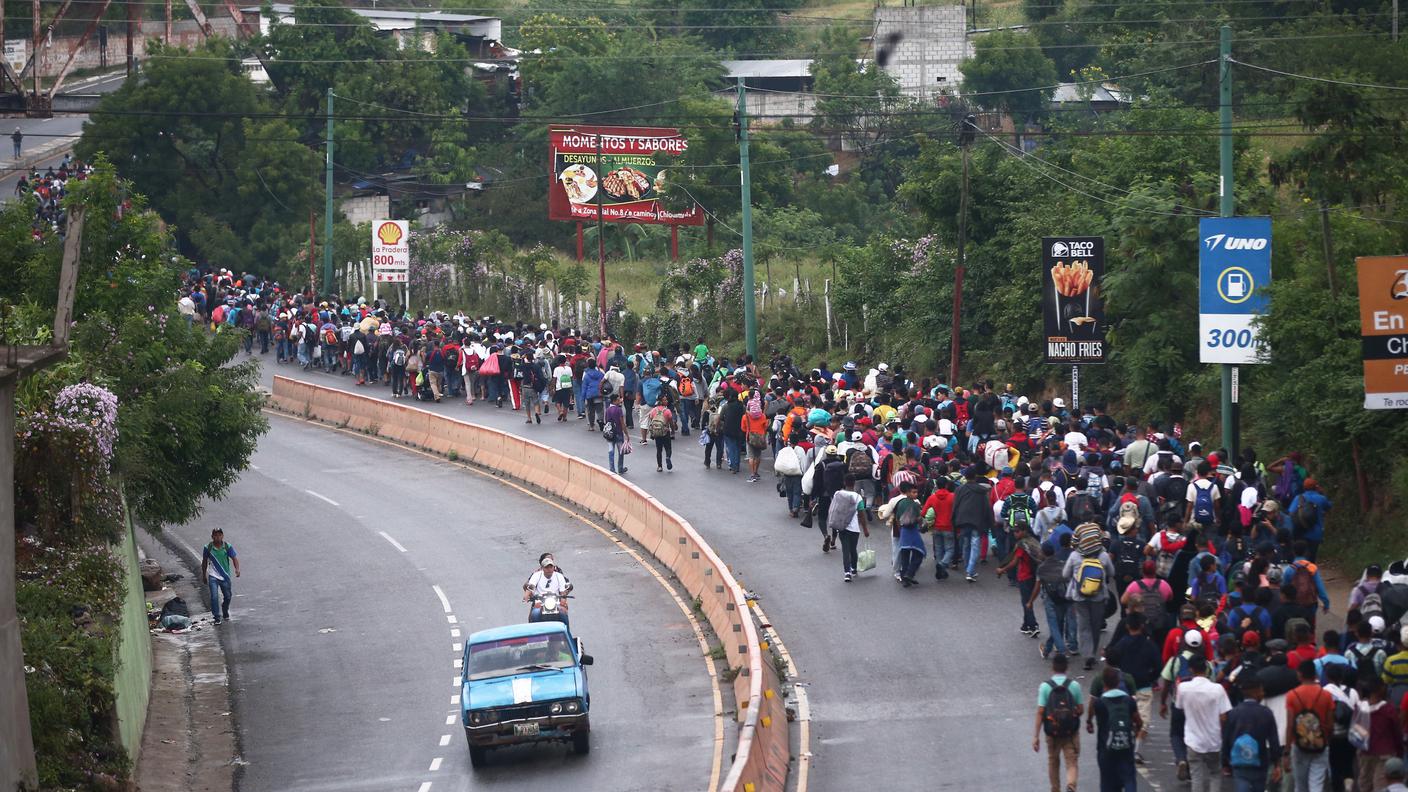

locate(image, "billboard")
[[548, 126, 704, 226], [1042, 236, 1106, 364], [371, 219, 409, 283], [1199, 217, 1272, 364], [1357, 255, 1408, 409]]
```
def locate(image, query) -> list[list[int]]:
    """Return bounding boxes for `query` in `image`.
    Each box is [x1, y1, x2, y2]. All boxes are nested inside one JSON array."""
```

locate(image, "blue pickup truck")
[[460, 622, 593, 768]]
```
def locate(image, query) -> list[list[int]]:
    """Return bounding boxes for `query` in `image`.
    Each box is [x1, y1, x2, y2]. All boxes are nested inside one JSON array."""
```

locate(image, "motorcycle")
[[529, 593, 571, 627]]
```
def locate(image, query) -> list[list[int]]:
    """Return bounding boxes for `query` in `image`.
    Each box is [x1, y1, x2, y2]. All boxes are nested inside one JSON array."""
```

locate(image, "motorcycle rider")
[[523, 553, 573, 626]]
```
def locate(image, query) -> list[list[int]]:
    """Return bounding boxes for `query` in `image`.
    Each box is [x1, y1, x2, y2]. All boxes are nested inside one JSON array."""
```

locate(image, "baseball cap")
[[1370, 615, 1386, 634], [1241, 630, 1261, 649], [1386, 757, 1406, 780], [541, 555, 556, 568], [1053, 398, 1066, 409], [1184, 630, 1203, 648]]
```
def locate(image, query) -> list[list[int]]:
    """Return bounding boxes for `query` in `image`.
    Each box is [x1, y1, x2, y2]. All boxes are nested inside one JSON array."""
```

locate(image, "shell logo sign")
[[371, 219, 409, 283], [376, 221, 404, 246]]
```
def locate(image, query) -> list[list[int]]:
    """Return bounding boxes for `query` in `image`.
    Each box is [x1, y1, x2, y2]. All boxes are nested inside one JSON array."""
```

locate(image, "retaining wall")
[[269, 376, 789, 792], [113, 504, 153, 762]]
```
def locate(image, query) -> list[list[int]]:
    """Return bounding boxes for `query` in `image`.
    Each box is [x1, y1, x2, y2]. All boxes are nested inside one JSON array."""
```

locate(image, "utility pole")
[[737, 77, 757, 360], [951, 113, 974, 386], [595, 132, 607, 337], [1219, 24, 1239, 461], [323, 88, 335, 295]]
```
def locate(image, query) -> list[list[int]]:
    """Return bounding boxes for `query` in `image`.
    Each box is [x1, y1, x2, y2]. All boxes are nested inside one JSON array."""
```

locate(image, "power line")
[[1230, 59, 1408, 92]]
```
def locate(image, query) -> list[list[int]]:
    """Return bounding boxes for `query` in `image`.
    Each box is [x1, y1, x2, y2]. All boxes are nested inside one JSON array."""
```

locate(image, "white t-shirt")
[[1186, 479, 1221, 506], [830, 489, 866, 533], [552, 365, 574, 391], [1177, 676, 1231, 753], [525, 570, 571, 597], [1063, 431, 1088, 452], [1146, 530, 1185, 556]]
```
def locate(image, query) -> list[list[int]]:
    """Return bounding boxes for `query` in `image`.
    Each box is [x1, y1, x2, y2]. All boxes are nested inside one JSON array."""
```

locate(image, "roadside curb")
[[134, 535, 239, 792]]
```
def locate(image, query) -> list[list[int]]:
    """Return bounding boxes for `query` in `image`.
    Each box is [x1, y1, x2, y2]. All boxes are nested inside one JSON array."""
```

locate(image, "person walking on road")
[[603, 391, 627, 475], [11, 127, 20, 158], [953, 463, 994, 583], [1224, 674, 1282, 792], [1090, 664, 1141, 792], [201, 528, 240, 625], [1178, 653, 1232, 792], [829, 473, 869, 581], [1035, 652, 1084, 792], [646, 393, 676, 472], [1063, 522, 1116, 670]]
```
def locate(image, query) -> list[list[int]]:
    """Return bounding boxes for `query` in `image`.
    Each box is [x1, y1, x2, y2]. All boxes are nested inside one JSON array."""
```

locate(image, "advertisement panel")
[[1357, 255, 1408, 409], [371, 219, 409, 283], [1042, 236, 1106, 364], [4, 39, 26, 73], [1198, 216, 1272, 364], [548, 126, 703, 226]]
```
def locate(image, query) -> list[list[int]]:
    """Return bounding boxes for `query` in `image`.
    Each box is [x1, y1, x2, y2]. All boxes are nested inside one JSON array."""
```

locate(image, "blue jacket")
[[582, 368, 604, 399], [1289, 490, 1332, 543]]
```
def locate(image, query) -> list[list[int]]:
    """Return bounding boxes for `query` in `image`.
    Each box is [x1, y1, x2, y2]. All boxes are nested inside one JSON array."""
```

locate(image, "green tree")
[[960, 30, 1058, 123]]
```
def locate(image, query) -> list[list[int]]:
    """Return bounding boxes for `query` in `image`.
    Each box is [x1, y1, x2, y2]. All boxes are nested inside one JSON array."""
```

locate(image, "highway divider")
[[269, 376, 790, 792]]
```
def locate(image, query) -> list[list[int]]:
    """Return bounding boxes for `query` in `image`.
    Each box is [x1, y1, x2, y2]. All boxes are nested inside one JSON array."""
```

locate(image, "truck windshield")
[[467, 634, 574, 680]]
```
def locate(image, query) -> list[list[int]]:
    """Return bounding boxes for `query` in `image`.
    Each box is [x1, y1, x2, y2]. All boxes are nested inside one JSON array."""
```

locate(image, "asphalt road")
[[260, 360, 1183, 791], [164, 413, 716, 792], [1, 72, 125, 197]]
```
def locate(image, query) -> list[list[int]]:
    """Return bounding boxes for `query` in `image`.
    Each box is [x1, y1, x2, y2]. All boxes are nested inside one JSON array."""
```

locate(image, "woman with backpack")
[[645, 394, 677, 472], [603, 392, 628, 476], [387, 339, 409, 398]]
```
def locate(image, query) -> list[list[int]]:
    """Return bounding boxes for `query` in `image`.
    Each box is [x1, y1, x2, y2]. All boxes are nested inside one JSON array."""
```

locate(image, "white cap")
[[1017, 395, 1029, 408], [1053, 398, 1067, 409], [1370, 615, 1386, 634], [877, 363, 889, 371], [914, 414, 929, 424], [851, 431, 862, 441], [1184, 630, 1203, 648]]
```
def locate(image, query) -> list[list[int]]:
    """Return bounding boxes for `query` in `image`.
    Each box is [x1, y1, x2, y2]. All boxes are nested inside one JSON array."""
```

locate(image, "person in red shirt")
[[1162, 603, 1215, 664], [921, 474, 955, 579], [998, 522, 1041, 637], [1283, 661, 1335, 786], [1285, 622, 1319, 671]]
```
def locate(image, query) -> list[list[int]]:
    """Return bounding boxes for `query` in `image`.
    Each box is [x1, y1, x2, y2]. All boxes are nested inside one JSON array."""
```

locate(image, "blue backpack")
[[1192, 480, 1216, 525], [1229, 732, 1261, 768]]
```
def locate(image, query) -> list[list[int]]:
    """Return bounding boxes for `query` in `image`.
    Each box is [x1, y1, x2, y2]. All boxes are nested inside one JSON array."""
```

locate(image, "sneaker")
[[1039, 643, 1051, 660], [894, 573, 903, 581], [213, 618, 222, 625], [1134, 752, 1145, 766], [843, 573, 852, 582], [1020, 626, 1033, 636], [619, 467, 628, 475], [1029, 627, 1040, 638], [1084, 657, 1096, 671], [666, 460, 673, 471], [965, 575, 976, 583], [657, 466, 664, 472], [1176, 761, 1190, 781]]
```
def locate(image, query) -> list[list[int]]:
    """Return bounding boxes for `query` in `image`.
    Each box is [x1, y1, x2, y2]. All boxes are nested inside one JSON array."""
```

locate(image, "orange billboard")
[[1357, 255, 1408, 409]]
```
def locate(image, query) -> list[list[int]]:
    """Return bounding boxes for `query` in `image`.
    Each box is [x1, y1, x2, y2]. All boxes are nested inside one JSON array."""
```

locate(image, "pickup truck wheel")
[[571, 731, 590, 756], [469, 745, 488, 768]]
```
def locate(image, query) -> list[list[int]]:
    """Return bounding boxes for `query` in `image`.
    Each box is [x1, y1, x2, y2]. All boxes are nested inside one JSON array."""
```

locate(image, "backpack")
[[1191, 480, 1216, 525], [599, 378, 614, 398], [1038, 557, 1068, 602], [648, 409, 671, 439], [1290, 689, 1328, 753], [1231, 604, 1267, 638], [1068, 493, 1098, 525], [827, 493, 858, 534], [1104, 694, 1135, 752], [1042, 679, 1080, 738], [444, 346, 459, 366], [392, 348, 408, 368], [1078, 556, 1107, 597], [1005, 493, 1036, 530], [322, 328, 338, 347], [160, 596, 189, 619], [1228, 732, 1261, 768], [846, 447, 873, 478], [1116, 500, 1140, 533], [747, 430, 768, 450], [1155, 531, 1186, 578], [679, 377, 694, 397], [1361, 591, 1385, 622], [746, 390, 764, 419], [1113, 534, 1143, 582], [273, 323, 286, 340], [1137, 580, 1167, 634], [353, 340, 365, 355], [1331, 697, 1353, 740], [1349, 702, 1376, 751], [1292, 497, 1318, 536], [601, 421, 618, 443], [465, 351, 483, 373], [1289, 560, 1318, 607]]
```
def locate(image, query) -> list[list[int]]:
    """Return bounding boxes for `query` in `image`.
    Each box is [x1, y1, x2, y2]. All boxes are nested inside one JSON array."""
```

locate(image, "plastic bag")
[[698, 429, 711, 447], [857, 542, 876, 573]]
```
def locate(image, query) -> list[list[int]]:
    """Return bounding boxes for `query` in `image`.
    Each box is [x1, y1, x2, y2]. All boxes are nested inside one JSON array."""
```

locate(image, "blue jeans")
[[1018, 578, 1038, 630], [899, 548, 924, 580], [678, 400, 695, 434], [931, 532, 955, 573], [1043, 597, 1072, 655], [207, 575, 232, 619], [1232, 767, 1268, 792], [573, 380, 584, 415], [608, 440, 625, 473], [723, 436, 741, 472], [962, 525, 983, 577], [783, 475, 802, 512], [445, 369, 462, 397], [1097, 750, 1138, 792], [1291, 746, 1327, 791]]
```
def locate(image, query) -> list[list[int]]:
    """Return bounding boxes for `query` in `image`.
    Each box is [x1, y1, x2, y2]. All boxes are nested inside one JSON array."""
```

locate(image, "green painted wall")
[[112, 503, 152, 762]]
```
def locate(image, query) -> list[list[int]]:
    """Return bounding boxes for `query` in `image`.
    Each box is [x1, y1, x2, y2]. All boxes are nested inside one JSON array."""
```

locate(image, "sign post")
[[1356, 255, 1408, 409], [371, 220, 409, 309], [1199, 215, 1270, 461]]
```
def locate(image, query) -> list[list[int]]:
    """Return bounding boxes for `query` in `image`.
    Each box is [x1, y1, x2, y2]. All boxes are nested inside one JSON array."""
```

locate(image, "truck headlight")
[[565, 700, 580, 714], [550, 702, 563, 715]]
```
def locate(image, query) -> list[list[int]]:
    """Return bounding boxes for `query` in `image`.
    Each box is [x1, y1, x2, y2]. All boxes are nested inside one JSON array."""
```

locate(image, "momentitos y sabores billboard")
[[548, 126, 704, 226]]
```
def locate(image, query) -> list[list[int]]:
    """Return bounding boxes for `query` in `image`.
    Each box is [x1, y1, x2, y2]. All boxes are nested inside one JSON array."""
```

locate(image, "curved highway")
[[165, 413, 717, 792], [262, 363, 1133, 790]]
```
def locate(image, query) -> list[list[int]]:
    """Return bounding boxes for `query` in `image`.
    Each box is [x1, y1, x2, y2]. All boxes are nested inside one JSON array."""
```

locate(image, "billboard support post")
[[737, 78, 757, 359], [1219, 25, 1238, 462], [595, 133, 607, 337], [323, 88, 335, 296]]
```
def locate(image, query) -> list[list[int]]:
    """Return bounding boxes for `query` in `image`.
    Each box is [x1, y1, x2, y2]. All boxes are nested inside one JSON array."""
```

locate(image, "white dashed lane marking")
[[378, 531, 408, 552], [431, 585, 453, 613], [304, 489, 339, 506]]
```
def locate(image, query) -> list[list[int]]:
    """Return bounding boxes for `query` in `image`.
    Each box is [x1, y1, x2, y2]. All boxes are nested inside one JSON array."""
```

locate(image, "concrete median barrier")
[[269, 377, 789, 792]]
